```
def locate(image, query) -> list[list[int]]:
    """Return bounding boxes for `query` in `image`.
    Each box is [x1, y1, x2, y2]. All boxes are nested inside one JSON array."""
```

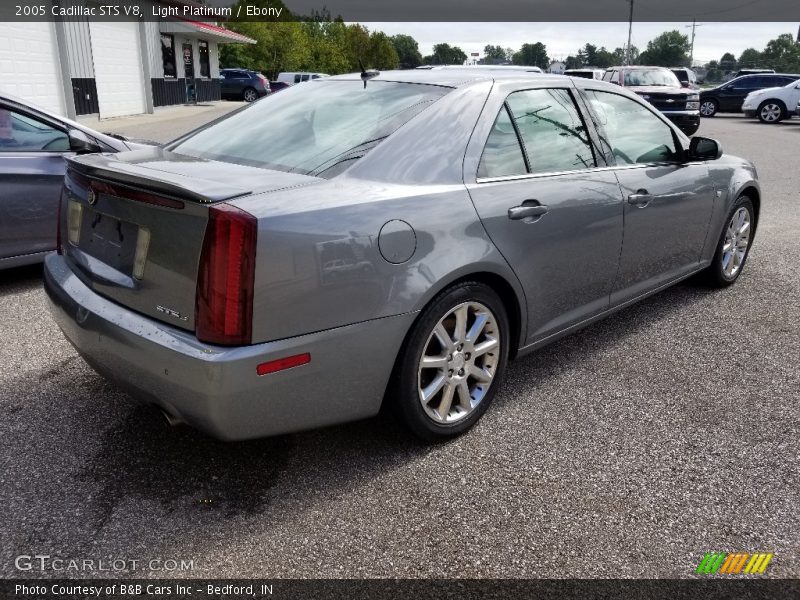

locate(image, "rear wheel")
[[757, 100, 785, 123], [242, 87, 258, 102], [392, 282, 509, 441], [700, 99, 718, 117], [699, 196, 755, 287]]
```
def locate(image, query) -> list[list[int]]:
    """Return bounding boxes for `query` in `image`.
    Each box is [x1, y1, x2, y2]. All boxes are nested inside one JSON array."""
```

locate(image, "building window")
[[161, 34, 176, 79], [199, 40, 210, 78]]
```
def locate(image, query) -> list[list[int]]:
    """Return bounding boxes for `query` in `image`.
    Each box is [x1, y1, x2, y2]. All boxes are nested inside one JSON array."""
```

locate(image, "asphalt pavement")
[[0, 113, 797, 579]]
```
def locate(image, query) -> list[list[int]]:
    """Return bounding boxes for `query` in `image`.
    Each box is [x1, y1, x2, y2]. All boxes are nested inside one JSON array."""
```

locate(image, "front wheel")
[[699, 99, 718, 117], [392, 282, 509, 441], [757, 100, 785, 123], [699, 196, 755, 287]]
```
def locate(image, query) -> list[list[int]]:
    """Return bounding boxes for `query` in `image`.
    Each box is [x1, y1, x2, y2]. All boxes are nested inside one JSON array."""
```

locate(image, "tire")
[[757, 100, 785, 123], [242, 87, 258, 102], [391, 282, 510, 441], [699, 195, 755, 287], [699, 99, 718, 117]]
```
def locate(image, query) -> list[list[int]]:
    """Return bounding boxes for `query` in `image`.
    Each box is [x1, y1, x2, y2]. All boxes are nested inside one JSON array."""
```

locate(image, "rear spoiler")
[[66, 151, 252, 204]]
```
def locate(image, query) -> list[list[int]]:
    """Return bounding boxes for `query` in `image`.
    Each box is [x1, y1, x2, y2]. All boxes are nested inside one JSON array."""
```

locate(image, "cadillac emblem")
[[87, 188, 97, 205]]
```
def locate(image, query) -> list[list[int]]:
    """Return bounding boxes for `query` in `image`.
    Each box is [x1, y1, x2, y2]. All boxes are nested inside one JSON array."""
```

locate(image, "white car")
[[742, 78, 800, 123]]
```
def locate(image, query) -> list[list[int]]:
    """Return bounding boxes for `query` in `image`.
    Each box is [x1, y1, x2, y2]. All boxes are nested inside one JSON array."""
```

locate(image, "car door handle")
[[508, 201, 548, 221], [627, 190, 654, 207]]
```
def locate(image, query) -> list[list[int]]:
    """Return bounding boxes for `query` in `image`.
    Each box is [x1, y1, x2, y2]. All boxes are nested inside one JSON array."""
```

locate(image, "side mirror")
[[68, 128, 101, 154], [688, 136, 722, 161]]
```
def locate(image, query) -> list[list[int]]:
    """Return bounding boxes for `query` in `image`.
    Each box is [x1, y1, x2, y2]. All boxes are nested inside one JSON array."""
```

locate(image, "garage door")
[[89, 21, 146, 118], [0, 23, 66, 115]]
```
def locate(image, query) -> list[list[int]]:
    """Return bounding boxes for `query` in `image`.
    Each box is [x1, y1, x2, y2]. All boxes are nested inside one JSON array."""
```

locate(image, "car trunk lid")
[[61, 147, 318, 334]]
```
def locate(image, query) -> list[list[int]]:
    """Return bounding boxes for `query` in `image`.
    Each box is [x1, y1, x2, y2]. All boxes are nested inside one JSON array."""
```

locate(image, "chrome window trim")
[[475, 161, 681, 184]]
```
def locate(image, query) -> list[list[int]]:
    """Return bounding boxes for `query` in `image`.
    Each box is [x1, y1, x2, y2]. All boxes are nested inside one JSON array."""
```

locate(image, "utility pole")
[[625, 0, 634, 65], [685, 20, 704, 66]]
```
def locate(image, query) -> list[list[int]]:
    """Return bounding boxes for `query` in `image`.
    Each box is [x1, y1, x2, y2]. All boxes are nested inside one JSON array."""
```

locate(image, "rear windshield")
[[624, 69, 681, 87], [169, 80, 451, 178]]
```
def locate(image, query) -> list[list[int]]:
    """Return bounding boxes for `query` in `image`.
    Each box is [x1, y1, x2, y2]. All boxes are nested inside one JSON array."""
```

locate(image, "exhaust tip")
[[159, 408, 184, 427]]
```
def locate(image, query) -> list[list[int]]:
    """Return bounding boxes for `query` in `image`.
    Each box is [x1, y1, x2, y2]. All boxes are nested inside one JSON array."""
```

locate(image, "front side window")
[[0, 107, 69, 152], [161, 34, 176, 79], [506, 88, 595, 174], [199, 40, 210, 79], [170, 81, 451, 178], [585, 90, 678, 165]]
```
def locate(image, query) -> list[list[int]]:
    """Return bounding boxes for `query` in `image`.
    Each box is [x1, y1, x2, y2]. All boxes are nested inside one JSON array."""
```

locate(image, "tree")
[[761, 33, 800, 72], [565, 55, 582, 70], [428, 43, 467, 65], [368, 31, 400, 70], [483, 44, 507, 64], [719, 52, 737, 72], [639, 31, 690, 66], [391, 34, 422, 69], [738, 48, 763, 68], [512, 42, 549, 69]]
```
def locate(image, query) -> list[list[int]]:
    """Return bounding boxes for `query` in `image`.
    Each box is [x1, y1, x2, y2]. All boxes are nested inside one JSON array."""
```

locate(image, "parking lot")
[[1, 113, 798, 579]]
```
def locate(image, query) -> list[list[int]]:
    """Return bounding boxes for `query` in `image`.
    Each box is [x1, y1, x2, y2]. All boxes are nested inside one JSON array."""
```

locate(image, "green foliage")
[[737, 48, 762, 68], [483, 44, 507, 64], [511, 42, 549, 69], [761, 33, 800, 72], [425, 43, 467, 65], [638, 30, 691, 67], [391, 34, 423, 69]]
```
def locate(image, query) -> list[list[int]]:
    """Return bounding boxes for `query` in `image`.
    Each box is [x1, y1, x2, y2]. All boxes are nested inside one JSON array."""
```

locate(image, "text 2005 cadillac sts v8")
[[45, 69, 760, 441]]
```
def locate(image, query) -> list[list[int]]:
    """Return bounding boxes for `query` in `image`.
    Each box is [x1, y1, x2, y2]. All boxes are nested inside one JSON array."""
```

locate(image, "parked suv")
[[670, 67, 698, 89], [699, 73, 800, 117], [741, 77, 800, 122], [603, 66, 700, 135], [220, 68, 270, 102]]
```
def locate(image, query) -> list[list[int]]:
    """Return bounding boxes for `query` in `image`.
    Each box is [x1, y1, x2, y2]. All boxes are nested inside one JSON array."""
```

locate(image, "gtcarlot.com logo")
[[15, 555, 194, 573], [696, 552, 774, 575]]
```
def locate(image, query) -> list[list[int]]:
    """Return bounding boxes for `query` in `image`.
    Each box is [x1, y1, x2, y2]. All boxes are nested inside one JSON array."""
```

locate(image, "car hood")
[[745, 86, 782, 97], [67, 146, 321, 203]]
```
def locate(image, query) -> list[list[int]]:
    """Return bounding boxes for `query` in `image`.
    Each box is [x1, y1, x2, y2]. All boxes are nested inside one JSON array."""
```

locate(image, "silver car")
[[0, 94, 146, 269], [44, 70, 760, 441]]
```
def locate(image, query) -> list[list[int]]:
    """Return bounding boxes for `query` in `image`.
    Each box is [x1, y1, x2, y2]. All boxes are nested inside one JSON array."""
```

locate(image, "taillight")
[[196, 203, 257, 345]]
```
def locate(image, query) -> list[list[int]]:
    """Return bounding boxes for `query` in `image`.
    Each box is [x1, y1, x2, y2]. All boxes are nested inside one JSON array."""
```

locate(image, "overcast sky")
[[362, 22, 800, 65]]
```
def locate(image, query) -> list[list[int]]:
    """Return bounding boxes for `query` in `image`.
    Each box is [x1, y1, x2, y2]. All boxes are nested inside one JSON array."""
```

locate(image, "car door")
[[465, 84, 624, 345], [580, 88, 716, 304], [0, 104, 72, 262], [722, 76, 764, 110]]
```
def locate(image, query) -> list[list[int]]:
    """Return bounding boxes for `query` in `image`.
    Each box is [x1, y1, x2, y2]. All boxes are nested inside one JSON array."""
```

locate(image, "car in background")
[[670, 67, 699, 89], [733, 68, 774, 78], [220, 68, 270, 102], [45, 70, 759, 442], [699, 72, 800, 117], [0, 94, 150, 269], [269, 81, 290, 93], [564, 68, 604, 79], [602, 66, 700, 135], [741, 77, 800, 123], [276, 72, 330, 85]]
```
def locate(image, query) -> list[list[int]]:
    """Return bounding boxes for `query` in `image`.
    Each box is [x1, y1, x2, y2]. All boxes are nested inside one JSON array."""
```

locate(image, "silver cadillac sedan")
[[44, 70, 760, 441]]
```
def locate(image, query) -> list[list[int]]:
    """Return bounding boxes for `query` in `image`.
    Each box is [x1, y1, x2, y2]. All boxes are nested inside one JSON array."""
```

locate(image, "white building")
[[0, 1, 254, 119], [548, 61, 566, 74]]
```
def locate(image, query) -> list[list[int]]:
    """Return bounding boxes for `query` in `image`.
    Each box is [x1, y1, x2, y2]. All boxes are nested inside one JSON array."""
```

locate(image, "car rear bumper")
[[44, 254, 415, 440]]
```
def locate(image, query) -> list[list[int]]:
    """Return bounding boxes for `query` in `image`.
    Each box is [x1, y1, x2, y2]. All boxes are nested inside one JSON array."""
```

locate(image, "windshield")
[[169, 81, 451, 177], [624, 69, 681, 87]]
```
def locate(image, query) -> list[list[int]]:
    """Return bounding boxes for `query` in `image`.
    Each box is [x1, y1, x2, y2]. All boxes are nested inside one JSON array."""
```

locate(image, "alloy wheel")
[[759, 103, 782, 122], [243, 89, 258, 102], [700, 100, 717, 117], [417, 302, 500, 424], [722, 207, 751, 278]]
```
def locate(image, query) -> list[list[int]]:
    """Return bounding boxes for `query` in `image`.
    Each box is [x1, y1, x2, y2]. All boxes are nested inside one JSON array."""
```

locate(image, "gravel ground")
[[0, 114, 797, 579]]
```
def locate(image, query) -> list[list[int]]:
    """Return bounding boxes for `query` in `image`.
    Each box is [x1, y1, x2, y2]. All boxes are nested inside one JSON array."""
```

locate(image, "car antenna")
[[359, 59, 379, 89]]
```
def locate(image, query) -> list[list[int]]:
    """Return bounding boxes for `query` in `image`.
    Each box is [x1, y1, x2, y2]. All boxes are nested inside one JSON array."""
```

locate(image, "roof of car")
[[324, 67, 570, 88]]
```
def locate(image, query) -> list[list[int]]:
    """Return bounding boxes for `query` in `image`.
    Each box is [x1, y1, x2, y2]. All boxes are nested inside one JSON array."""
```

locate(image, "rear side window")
[[478, 106, 527, 178], [585, 90, 677, 165], [506, 88, 595, 174], [294, 74, 301, 83], [170, 81, 451, 177]]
